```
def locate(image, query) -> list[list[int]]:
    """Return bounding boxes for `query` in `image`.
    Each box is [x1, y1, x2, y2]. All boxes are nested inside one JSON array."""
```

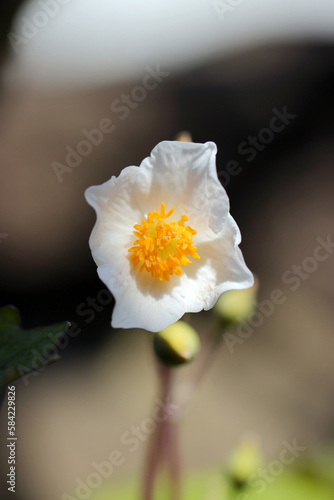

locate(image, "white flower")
[[85, 141, 254, 332]]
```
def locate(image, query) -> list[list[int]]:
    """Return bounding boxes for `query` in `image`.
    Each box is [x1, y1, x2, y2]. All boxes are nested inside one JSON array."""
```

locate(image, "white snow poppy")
[[85, 141, 254, 332]]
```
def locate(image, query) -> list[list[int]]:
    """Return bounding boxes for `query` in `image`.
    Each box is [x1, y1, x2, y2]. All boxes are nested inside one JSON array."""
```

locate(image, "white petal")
[[196, 215, 254, 308], [136, 141, 230, 233], [108, 269, 189, 332], [173, 214, 254, 312]]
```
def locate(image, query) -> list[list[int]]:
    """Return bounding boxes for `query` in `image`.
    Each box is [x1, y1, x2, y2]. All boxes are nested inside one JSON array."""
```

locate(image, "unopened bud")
[[175, 131, 192, 142], [153, 321, 200, 366], [214, 280, 258, 326], [228, 434, 263, 486]]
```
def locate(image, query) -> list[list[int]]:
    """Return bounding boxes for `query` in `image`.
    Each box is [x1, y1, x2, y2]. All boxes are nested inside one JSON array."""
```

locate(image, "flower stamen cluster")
[[128, 203, 200, 281]]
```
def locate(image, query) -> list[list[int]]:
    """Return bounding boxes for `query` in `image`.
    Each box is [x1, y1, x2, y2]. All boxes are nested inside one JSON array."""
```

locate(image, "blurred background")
[[0, 1, 334, 499]]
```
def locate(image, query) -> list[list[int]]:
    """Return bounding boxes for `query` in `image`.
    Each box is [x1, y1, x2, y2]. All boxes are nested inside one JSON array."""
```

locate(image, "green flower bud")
[[153, 320, 200, 366], [214, 280, 258, 327], [228, 434, 263, 487]]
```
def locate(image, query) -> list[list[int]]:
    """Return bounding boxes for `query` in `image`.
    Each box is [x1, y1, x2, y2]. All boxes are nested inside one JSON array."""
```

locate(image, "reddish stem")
[[142, 363, 180, 500]]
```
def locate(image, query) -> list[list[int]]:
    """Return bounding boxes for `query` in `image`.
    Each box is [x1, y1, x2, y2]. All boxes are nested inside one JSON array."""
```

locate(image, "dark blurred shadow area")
[[0, 2, 26, 62], [0, 5, 334, 498]]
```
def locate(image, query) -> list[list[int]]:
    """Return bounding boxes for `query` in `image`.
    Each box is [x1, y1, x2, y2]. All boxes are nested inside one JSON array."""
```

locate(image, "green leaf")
[[0, 305, 69, 389]]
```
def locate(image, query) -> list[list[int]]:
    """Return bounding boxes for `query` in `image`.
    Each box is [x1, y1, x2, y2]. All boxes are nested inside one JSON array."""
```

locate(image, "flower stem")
[[142, 363, 180, 500], [165, 413, 181, 500]]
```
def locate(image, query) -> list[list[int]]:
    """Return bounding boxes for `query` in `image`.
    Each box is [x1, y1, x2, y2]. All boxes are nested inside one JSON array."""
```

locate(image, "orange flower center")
[[128, 203, 200, 281]]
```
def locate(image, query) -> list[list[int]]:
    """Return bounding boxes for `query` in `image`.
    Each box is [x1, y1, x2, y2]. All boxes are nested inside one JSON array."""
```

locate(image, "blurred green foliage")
[[90, 441, 334, 500], [0, 305, 69, 391]]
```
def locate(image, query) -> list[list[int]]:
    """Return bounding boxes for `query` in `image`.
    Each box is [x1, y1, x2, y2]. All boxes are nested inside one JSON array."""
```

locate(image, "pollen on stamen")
[[128, 203, 200, 281]]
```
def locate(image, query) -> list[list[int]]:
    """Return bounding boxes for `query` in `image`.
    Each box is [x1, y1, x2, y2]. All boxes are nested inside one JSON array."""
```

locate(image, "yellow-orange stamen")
[[128, 203, 200, 281]]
